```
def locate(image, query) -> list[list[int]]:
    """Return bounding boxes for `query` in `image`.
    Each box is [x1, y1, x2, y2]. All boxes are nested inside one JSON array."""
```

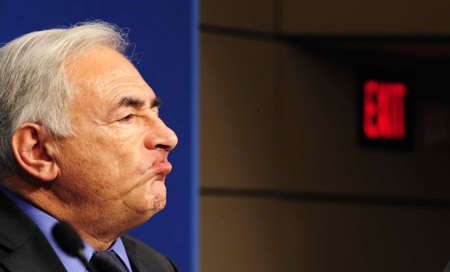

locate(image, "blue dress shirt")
[[0, 187, 132, 272]]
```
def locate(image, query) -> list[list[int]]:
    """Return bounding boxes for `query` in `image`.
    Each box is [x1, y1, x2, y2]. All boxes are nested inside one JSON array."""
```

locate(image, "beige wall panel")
[[201, 0, 275, 32], [201, 196, 450, 272], [282, 200, 450, 272], [281, 0, 450, 35], [201, 33, 281, 190], [278, 43, 450, 198], [200, 196, 287, 272]]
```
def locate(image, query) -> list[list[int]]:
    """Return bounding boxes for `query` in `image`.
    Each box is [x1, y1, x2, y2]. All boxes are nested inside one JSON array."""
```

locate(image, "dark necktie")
[[88, 251, 128, 272]]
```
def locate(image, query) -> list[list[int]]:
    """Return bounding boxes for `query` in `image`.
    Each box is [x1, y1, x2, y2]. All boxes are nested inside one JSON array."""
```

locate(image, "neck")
[[2, 174, 120, 251]]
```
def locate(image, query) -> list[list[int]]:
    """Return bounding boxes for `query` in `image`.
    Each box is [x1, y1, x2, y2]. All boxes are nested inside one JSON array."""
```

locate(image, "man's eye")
[[119, 114, 134, 122]]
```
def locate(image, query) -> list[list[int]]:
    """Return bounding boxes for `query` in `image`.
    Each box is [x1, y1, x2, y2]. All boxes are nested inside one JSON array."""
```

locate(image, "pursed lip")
[[150, 161, 172, 175]]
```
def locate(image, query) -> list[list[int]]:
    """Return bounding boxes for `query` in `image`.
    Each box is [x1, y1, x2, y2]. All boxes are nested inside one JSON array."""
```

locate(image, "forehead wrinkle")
[[66, 47, 155, 121], [88, 71, 147, 95]]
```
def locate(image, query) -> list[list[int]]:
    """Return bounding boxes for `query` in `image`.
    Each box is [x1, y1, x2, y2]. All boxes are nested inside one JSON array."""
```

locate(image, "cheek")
[[58, 125, 150, 190], [115, 138, 148, 175], [114, 128, 156, 174], [57, 132, 120, 181]]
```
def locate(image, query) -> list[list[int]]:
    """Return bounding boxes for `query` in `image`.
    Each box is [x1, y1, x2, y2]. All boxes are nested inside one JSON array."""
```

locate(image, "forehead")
[[66, 46, 154, 102]]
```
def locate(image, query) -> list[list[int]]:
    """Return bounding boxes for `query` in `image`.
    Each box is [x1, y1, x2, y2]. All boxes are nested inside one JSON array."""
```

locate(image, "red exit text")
[[364, 79, 408, 140]]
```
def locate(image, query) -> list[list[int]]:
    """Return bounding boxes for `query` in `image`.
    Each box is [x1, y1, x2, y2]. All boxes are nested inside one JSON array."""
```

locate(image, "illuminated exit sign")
[[358, 70, 415, 150], [364, 80, 407, 139]]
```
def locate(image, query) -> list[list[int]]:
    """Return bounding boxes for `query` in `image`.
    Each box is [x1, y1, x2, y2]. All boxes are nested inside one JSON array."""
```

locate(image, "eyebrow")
[[152, 97, 163, 108], [117, 96, 162, 109]]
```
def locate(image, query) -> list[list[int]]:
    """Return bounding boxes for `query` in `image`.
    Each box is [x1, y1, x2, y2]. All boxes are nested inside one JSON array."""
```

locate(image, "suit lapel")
[[121, 234, 179, 272], [122, 235, 144, 272], [443, 261, 450, 272], [0, 191, 67, 272], [0, 229, 67, 272]]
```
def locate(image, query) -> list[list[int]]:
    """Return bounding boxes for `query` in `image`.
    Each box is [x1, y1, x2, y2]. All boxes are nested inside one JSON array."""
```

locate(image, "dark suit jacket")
[[0, 191, 179, 272], [443, 261, 450, 272]]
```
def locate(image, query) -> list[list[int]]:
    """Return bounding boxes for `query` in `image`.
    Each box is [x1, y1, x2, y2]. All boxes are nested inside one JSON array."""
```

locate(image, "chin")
[[135, 196, 167, 215], [126, 200, 167, 229], [151, 198, 167, 213]]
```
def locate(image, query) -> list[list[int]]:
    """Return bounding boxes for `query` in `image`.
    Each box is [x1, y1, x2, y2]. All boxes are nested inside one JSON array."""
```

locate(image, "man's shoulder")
[[121, 234, 166, 259], [121, 234, 179, 272]]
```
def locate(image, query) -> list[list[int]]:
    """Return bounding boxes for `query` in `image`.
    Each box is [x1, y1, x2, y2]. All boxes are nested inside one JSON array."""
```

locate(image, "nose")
[[144, 118, 178, 152]]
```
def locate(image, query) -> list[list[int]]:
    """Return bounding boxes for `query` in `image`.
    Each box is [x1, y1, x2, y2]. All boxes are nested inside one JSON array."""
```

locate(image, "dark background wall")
[[200, 0, 450, 271], [0, 1, 199, 271]]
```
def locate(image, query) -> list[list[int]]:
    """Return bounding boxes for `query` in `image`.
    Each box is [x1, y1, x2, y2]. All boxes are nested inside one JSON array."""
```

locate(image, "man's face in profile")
[[50, 46, 178, 229]]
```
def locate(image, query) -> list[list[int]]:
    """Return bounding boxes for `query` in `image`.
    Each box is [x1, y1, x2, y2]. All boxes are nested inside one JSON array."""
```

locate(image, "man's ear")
[[11, 123, 59, 182]]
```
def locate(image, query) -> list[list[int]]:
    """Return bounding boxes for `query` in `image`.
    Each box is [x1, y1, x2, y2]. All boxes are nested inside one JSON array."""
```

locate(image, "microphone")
[[52, 221, 98, 272]]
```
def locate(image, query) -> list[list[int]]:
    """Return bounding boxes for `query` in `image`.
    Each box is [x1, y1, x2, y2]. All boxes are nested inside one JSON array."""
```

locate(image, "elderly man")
[[0, 22, 179, 271]]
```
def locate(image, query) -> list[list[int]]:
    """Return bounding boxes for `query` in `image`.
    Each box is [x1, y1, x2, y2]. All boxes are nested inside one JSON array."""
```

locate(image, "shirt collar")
[[0, 186, 132, 272]]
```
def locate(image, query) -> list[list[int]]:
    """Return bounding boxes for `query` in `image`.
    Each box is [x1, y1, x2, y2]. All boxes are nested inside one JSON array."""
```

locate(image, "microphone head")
[[52, 220, 85, 257]]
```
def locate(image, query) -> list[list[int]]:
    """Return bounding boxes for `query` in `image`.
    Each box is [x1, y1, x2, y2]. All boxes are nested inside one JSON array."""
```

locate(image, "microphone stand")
[[52, 221, 99, 272]]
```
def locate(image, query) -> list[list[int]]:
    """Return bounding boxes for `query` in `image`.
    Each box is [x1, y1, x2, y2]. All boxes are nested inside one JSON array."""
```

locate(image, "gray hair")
[[0, 21, 129, 178]]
